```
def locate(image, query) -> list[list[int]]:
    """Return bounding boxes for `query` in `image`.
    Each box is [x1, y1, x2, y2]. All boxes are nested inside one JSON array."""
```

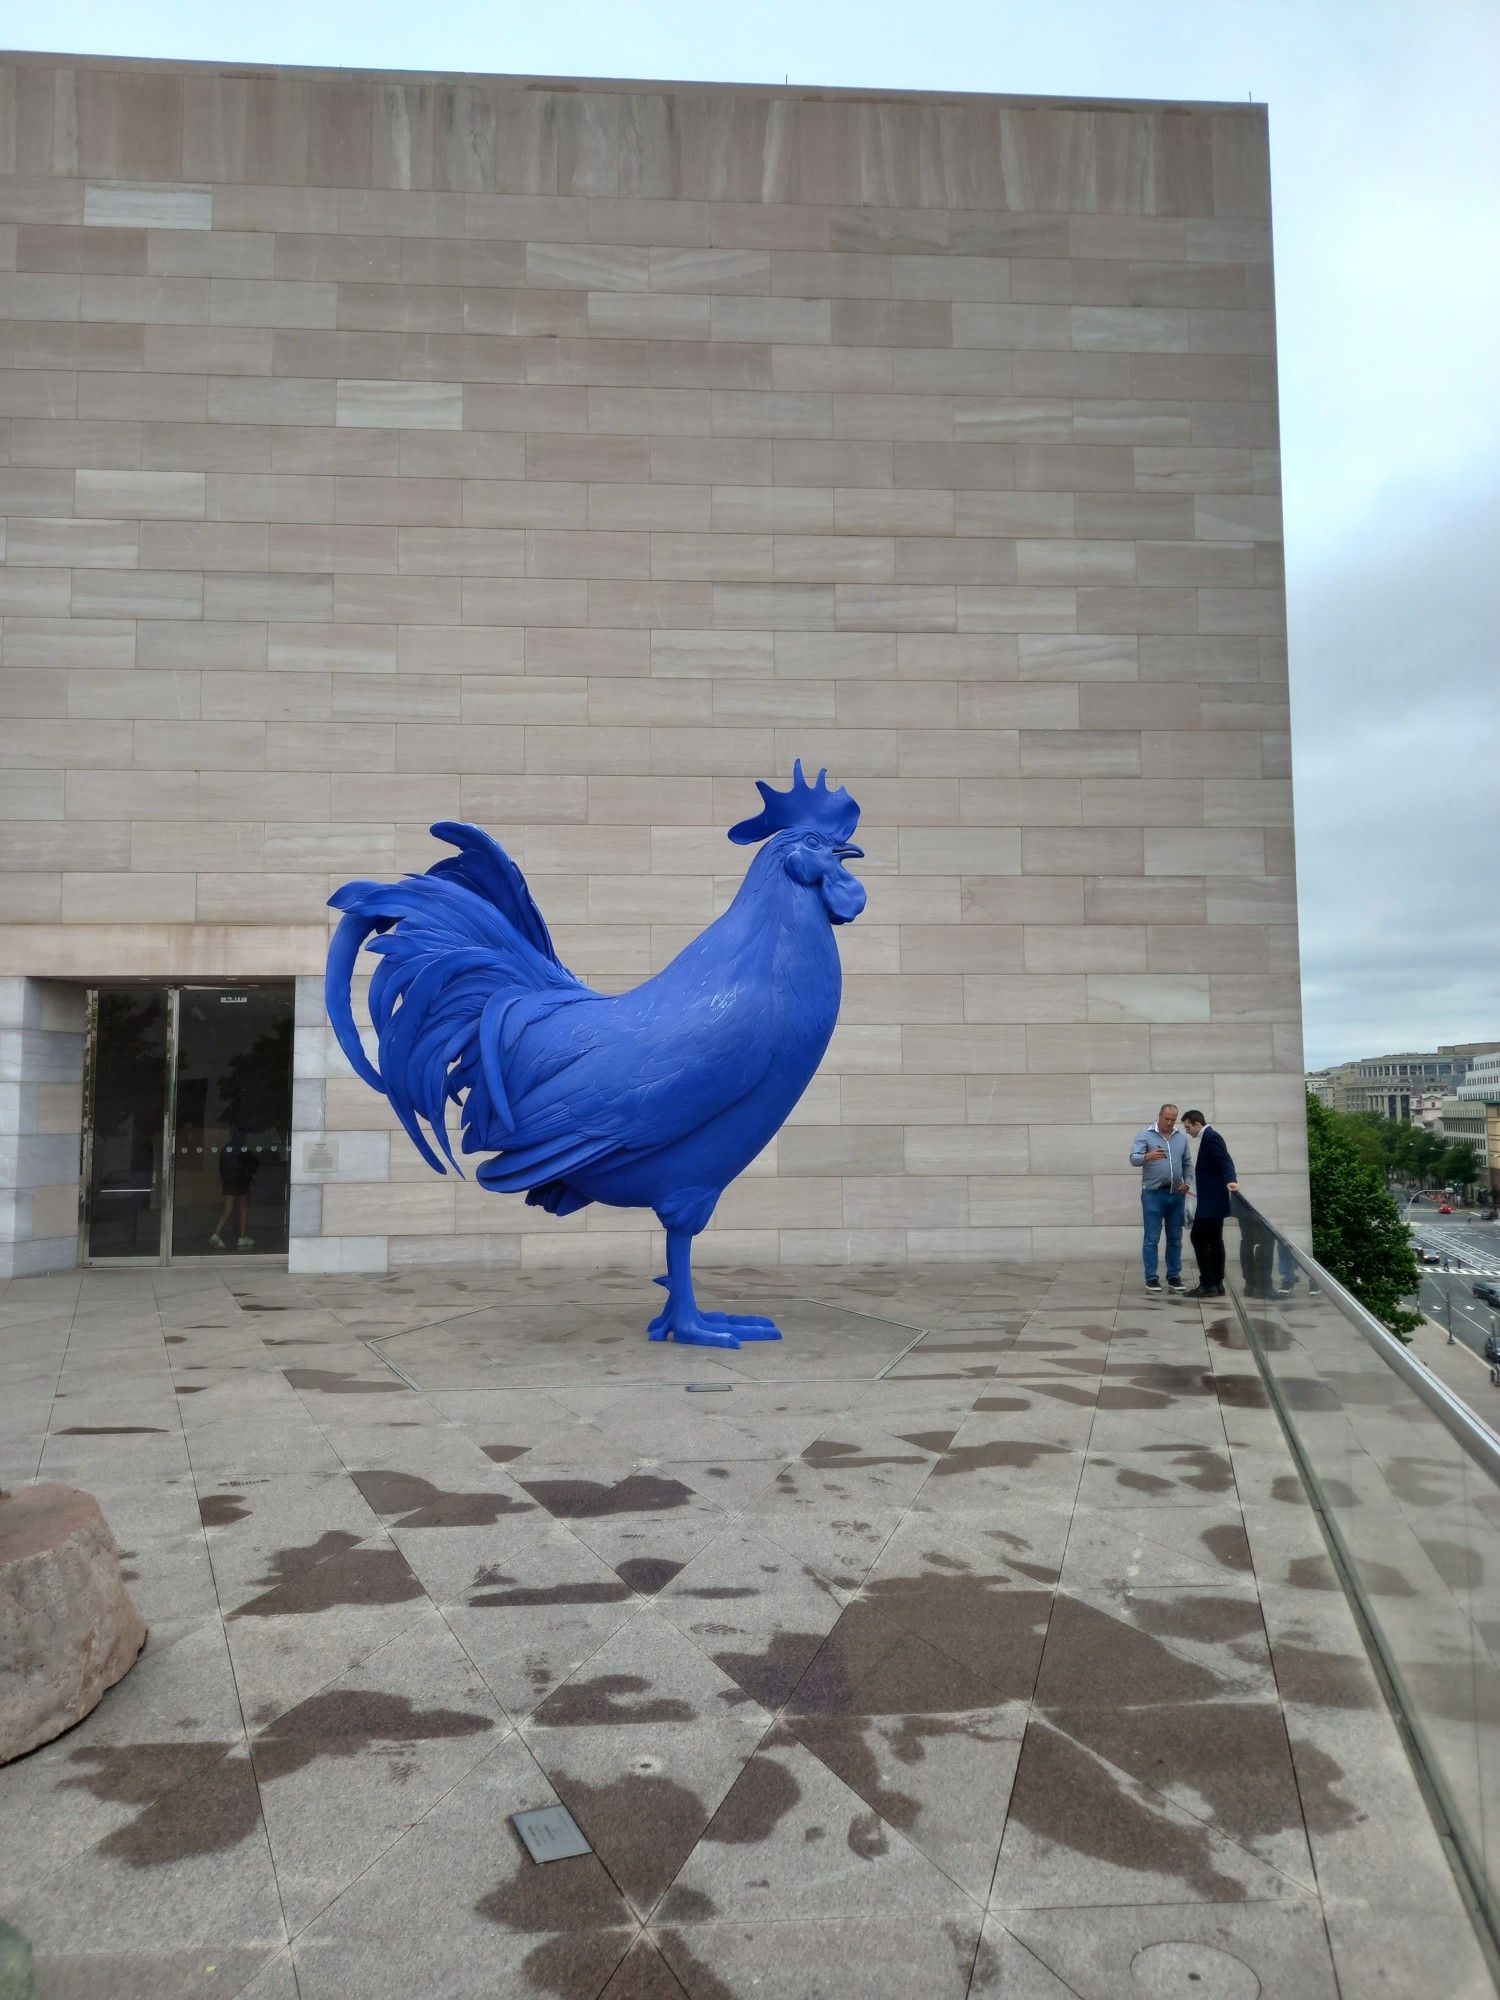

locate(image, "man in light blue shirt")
[[1130, 1102, 1193, 1293]]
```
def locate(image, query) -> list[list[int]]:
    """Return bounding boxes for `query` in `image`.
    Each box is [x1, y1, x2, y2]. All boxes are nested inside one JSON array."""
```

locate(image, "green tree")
[[1352, 1113, 1445, 1189], [1403, 1126, 1446, 1182], [1440, 1141, 1480, 1191], [1344, 1112, 1393, 1170], [1306, 1094, 1422, 1339]]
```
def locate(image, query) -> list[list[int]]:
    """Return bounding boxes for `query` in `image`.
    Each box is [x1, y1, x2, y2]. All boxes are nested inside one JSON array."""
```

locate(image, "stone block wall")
[[0, 979, 85, 1277], [0, 56, 1308, 1270]]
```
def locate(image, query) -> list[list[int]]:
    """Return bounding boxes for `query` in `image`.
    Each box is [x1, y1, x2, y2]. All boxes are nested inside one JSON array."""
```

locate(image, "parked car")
[[1474, 1281, 1500, 1309], [1439, 1203, 1454, 1214], [1481, 1208, 1498, 1222]]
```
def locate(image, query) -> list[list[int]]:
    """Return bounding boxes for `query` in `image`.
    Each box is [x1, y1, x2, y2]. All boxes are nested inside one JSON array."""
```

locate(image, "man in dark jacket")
[[1181, 1111, 1237, 1300]]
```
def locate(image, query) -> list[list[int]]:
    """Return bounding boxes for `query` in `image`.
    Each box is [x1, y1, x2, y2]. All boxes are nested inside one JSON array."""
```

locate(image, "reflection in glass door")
[[171, 988, 292, 1259], [84, 987, 170, 1260], [82, 982, 293, 1264]]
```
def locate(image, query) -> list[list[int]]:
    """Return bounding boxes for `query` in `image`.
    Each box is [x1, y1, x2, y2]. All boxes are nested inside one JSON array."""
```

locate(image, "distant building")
[[1457, 1053, 1500, 1104], [1408, 1087, 1446, 1131], [1308, 1044, 1500, 1122], [1452, 1056, 1500, 1195], [1305, 1073, 1335, 1108], [1438, 1098, 1500, 1195]]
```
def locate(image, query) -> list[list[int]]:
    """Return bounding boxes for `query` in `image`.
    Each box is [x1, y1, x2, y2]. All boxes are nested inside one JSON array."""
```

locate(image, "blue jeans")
[[1141, 1186, 1186, 1282]]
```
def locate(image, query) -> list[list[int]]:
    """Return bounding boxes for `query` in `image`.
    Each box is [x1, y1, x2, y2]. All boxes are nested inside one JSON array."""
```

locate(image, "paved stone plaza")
[[0, 1259, 1490, 1998]]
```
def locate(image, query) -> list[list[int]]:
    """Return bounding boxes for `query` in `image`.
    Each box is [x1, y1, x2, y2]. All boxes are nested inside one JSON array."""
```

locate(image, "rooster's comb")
[[727, 759, 861, 847]]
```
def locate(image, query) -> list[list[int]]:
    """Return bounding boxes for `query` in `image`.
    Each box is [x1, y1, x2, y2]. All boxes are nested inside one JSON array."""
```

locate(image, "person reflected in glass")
[[210, 1125, 259, 1251]]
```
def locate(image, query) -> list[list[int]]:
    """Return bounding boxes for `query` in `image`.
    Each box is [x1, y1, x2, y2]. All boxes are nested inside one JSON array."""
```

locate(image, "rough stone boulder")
[[0, 1485, 146, 1764]]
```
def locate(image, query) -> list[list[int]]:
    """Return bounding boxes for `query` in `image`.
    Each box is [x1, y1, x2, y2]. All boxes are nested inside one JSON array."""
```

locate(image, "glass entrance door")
[[84, 986, 171, 1261], [82, 982, 293, 1264], [170, 988, 292, 1259]]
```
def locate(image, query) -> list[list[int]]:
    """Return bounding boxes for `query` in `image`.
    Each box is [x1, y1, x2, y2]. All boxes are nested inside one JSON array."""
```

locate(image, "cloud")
[[1290, 468, 1500, 1067]]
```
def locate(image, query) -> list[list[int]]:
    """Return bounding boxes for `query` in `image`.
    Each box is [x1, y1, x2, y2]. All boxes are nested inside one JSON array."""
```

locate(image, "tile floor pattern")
[[0, 1258, 1493, 2000]]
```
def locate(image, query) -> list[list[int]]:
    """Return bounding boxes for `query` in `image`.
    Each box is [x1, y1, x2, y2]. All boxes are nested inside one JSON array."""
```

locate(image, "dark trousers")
[[1190, 1215, 1226, 1289]]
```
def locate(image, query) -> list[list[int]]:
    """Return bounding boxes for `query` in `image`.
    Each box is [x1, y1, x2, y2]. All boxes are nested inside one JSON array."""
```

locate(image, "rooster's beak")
[[834, 843, 864, 861]]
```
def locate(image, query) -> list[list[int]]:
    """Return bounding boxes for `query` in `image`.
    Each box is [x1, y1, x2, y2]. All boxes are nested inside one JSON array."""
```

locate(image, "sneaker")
[[209, 1234, 226, 1250], [1144, 1277, 1160, 1291], [236, 1236, 255, 1250], [1166, 1276, 1184, 1291]]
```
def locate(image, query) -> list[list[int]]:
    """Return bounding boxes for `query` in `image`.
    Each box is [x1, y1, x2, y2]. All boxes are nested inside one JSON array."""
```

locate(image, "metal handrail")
[[1231, 1192, 1500, 1483]]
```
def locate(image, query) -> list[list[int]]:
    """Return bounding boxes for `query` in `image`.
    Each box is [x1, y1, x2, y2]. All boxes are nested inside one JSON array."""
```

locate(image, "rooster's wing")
[[471, 954, 778, 1198]]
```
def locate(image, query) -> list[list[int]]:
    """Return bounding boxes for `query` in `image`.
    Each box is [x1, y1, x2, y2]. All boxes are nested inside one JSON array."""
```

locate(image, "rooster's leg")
[[647, 1227, 737, 1347], [647, 1227, 782, 1347]]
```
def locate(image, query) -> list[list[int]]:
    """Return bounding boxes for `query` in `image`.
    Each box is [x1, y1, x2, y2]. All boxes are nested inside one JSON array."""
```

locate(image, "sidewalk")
[[1411, 1314, 1500, 1428]]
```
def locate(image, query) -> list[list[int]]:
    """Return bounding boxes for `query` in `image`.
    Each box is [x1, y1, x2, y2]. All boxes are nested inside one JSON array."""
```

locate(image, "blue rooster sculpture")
[[325, 763, 865, 1349]]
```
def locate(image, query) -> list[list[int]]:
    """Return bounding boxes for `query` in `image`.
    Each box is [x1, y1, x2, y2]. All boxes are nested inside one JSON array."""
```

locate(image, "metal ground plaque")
[[512, 1805, 592, 1864]]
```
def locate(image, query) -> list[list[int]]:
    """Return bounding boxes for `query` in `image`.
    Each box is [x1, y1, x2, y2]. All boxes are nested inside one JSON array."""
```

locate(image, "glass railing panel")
[[1229, 1199, 1500, 1941]]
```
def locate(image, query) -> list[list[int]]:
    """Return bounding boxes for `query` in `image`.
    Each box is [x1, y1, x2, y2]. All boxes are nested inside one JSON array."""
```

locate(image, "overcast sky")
[[5, 0, 1497, 1068]]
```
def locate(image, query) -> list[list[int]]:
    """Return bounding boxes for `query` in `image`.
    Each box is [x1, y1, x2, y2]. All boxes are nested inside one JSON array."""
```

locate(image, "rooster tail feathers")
[[425, 820, 558, 964], [325, 906, 388, 1091], [324, 824, 582, 1176]]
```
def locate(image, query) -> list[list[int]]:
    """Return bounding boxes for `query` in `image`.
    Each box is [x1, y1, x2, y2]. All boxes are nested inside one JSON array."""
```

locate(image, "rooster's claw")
[[646, 1298, 786, 1348], [645, 1307, 783, 1348], [646, 1314, 741, 1348], [698, 1310, 782, 1342]]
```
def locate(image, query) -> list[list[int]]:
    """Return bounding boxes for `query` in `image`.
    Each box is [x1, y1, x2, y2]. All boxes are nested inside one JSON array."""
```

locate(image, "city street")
[[1405, 1194, 1500, 1360], [1419, 1270, 1500, 1358]]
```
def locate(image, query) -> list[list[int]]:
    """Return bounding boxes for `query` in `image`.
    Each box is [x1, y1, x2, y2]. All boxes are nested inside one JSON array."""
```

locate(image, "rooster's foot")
[[646, 1280, 783, 1346], [697, 1309, 782, 1343], [646, 1301, 741, 1349]]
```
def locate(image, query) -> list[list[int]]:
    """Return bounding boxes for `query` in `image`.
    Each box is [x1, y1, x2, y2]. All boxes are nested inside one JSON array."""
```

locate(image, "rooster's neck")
[[712, 847, 841, 1000], [724, 847, 824, 937]]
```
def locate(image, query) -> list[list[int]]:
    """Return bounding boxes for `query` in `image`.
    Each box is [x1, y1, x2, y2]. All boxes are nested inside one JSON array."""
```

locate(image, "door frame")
[[79, 980, 291, 1268]]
